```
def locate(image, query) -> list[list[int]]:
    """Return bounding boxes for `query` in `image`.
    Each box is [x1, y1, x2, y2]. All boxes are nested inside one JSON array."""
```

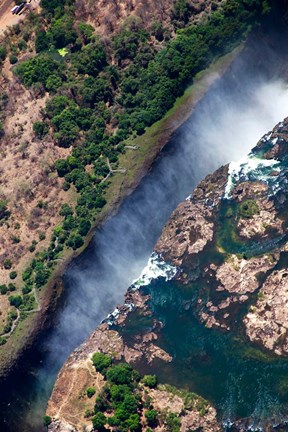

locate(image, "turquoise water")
[[115, 146, 288, 429], [117, 278, 288, 428]]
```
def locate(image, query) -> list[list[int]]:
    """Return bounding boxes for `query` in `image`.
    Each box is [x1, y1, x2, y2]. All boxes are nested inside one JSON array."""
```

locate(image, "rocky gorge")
[[47, 117, 288, 431]]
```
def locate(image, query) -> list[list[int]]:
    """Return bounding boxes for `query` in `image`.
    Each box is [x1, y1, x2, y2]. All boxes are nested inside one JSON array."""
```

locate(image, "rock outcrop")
[[48, 118, 288, 431]]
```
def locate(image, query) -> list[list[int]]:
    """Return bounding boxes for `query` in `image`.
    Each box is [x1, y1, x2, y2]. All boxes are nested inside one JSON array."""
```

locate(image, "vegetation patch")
[[238, 199, 260, 219], [81, 353, 214, 431]]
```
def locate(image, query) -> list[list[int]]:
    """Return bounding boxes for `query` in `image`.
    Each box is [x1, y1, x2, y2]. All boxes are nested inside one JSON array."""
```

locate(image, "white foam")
[[104, 254, 177, 325], [131, 252, 177, 289], [224, 153, 280, 199]]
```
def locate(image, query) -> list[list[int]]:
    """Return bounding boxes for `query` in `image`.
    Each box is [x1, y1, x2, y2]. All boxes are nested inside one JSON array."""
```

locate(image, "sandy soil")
[[0, 0, 40, 37]]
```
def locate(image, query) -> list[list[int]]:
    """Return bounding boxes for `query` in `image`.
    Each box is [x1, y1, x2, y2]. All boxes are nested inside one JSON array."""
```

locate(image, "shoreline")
[[0, 45, 243, 377]]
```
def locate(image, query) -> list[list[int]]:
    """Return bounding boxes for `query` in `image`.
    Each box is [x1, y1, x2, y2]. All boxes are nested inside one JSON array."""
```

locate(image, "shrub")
[[3, 259, 12, 269], [92, 412, 106, 430], [92, 352, 112, 373], [238, 199, 260, 219], [9, 295, 22, 308], [39, 231, 46, 241], [0, 284, 7, 295], [142, 374, 157, 388], [35, 30, 51, 53], [110, 384, 131, 402], [8, 283, 16, 292], [33, 121, 49, 138], [18, 39, 27, 51], [66, 233, 84, 250], [9, 54, 18, 64], [0, 200, 9, 220], [55, 159, 70, 177], [43, 415, 52, 426], [59, 204, 73, 217], [22, 267, 32, 281], [22, 285, 32, 295], [125, 413, 141, 431], [106, 363, 133, 385], [9, 271, 17, 280], [78, 218, 91, 236], [10, 234, 20, 243], [165, 412, 181, 432], [145, 409, 158, 426], [0, 46, 6, 61], [14, 55, 62, 89], [86, 387, 96, 398], [0, 337, 7, 345], [28, 244, 36, 252]]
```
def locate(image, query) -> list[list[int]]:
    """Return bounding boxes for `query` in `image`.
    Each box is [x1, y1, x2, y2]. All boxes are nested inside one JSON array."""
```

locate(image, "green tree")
[[125, 413, 141, 432], [3, 259, 12, 269], [9, 271, 17, 280], [66, 233, 84, 250], [165, 412, 181, 432], [78, 218, 91, 236], [145, 409, 158, 427], [55, 159, 70, 177], [9, 295, 22, 308], [92, 352, 112, 373], [142, 374, 157, 388], [86, 387, 96, 398], [33, 121, 49, 138], [35, 30, 50, 52], [43, 415, 52, 427], [106, 363, 133, 385], [0, 46, 6, 61], [92, 412, 106, 430], [9, 54, 18, 65]]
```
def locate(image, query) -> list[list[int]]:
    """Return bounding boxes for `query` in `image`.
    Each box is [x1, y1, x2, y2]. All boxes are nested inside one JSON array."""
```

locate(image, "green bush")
[[9, 271, 17, 280], [0, 337, 7, 345], [9, 54, 18, 64], [0, 285, 7, 295], [92, 352, 112, 373], [86, 386, 96, 398], [66, 233, 84, 250], [0, 200, 9, 220], [3, 259, 12, 269], [9, 295, 22, 308], [33, 121, 49, 138], [39, 231, 46, 241], [145, 409, 158, 426], [0, 46, 6, 61], [8, 283, 16, 292], [125, 413, 141, 432], [92, 412, 106, 430], [110, 384, 131, 402], [142, 374, 157, 388], [106, 363, 133, 385], [43, 415, 52, 426], [238, 199, 260, 219], [22, 285, 32, 295], [14, 55, 63, 89], [165, 412, 181, 432]]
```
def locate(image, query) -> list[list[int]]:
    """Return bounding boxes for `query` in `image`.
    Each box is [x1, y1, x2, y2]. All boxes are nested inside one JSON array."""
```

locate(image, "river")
[[1, 32, 288, 431]]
